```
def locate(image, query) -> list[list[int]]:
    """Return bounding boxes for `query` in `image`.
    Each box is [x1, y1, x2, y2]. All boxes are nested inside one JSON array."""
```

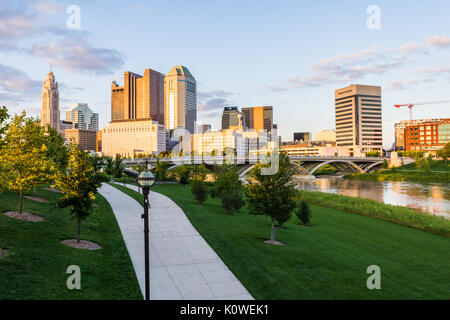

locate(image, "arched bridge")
[[123, 155, 387, 177]]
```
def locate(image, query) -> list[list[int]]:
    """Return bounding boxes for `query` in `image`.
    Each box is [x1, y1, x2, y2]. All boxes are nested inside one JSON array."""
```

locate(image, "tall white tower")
[[164, 66, 197, 133], [40, 71, 60, 131]]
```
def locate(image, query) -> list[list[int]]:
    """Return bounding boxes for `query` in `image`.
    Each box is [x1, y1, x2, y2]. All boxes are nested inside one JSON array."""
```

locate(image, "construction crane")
[[394, 100, 450, 120]]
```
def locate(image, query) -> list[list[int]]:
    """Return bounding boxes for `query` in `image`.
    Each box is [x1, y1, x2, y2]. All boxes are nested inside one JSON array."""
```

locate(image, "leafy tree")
[[190, 179, 208, 204], [176, 165, 192, 185], [0, 106, 9, 147], [246, 151, 298, 242], [191, 164, 208, 181], [104, 156, 114, 175], [153, 160, 170, 181], [42, 125, 69, 171], [112, 154, 125, 179], [437, 143, 450, 165], [0, 112, 54, 213], [382, 159, 389, 169], [54, 143, 107, 242], [91, 154, 105, 172], [418, 157, 430, 174], [366, 151, 380, 157], [295, 201, 311, 225], [211, 164, 244, 215], [221, 190, 244, 215]]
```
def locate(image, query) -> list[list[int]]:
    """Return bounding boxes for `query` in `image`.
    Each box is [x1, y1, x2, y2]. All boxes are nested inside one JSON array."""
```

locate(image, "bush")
[[295, 201, 311, 225], [221, 190, 244, 215], [176, 165, 192, 185], [190, 179, 208, 204]]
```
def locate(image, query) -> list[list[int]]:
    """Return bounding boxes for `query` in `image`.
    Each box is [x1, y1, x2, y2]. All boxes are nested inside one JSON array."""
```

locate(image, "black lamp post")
[[136, 161, 156, 300]]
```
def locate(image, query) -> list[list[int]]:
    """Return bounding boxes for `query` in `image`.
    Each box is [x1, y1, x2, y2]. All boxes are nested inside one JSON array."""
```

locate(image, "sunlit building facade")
[[102, 119, 166, 157], [111, 68, 165, 124], [66, 103, 99, 131], [40, 71, 60, 132], [335, 84, 383, 154], [164, 65, 197, 133], [404, 119, 450, 153]]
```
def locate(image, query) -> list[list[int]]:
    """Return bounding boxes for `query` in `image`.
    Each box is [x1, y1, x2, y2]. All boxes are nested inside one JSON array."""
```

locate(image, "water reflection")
[[295, 177, 450, 218]]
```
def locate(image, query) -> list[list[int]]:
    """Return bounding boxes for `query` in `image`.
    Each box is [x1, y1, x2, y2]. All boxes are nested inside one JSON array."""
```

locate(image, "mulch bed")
[[24, 196, 48, 203], [0, 248, 9, 258], [61, 239, 101, 250], [264, 240, 285, 246], [43, 188, 62, 193], [3, 211, 44, 222]]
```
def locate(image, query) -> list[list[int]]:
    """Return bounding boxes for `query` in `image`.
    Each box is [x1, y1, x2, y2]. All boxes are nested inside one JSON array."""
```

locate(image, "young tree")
[[382, 159, 389, 169], [176, 165, 192, 185], [104, 156, 114, 175], [154, 160, 170, 181], [246, 151, 298, 242], [42, 125, 69, 171], [112, 154, 125, 179], [437, 143, 450, 165], [211, 164, 244, 215], [190, 179, 208, 204], [0, 106, 9, 144], [54, 143, 106, 242], [0, 112, 54, 213], [295, 201, 311, 225], [91, 154, 105, 172]]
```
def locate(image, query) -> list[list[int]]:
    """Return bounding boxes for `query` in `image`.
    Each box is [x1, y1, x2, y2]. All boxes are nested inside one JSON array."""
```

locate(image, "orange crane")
[[394, 100, 450, 120]]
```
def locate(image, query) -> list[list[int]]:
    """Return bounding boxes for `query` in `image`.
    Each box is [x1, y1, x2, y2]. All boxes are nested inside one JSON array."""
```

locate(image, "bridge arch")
[[363, 161, 384, 173], [308, 160, 364, 174]]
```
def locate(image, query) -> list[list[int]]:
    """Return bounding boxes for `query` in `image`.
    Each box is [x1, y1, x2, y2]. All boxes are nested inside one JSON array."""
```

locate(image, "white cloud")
[[425, 35, 450, 47]]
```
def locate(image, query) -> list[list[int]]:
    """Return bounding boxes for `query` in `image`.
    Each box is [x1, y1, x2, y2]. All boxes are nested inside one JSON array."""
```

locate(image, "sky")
[[1, 0, 450, 147]]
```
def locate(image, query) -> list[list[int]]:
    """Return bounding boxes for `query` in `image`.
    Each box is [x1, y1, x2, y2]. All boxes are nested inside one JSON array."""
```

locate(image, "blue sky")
[[1, 0, 450, 146]]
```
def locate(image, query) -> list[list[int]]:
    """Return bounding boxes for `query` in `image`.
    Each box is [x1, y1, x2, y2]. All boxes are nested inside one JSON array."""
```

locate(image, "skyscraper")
[[40, 71, 60, 131], [66, 103, 99, 131], [242, 106, 273, 132], [111, 68, 165, 124], [164, 65, 197, 133], [335, 84, 383, 154], [222, 106, 243, 130]]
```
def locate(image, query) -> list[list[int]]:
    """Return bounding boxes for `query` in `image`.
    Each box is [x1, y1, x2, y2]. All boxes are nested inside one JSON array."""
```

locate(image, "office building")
[[197, 124, 211, 134], [222, 106, 243, 130], [96, 130, 102, 153], [66, 103, 99, 132], [314, 129, 336, 143], [192, 130, 247, 156], [40, 71, 60, 131], [102, 119, 166, 157], [335, 84, 383, 154], [404, 119, 450, 153], [111, 68, 165, 124], [164, 65, 197, 133], [394, 118, 448, 150], [65, 129, 97, 152], [293, 132, 311, 142], [281, 142, 350, 157], [242, 106, 273, 132]]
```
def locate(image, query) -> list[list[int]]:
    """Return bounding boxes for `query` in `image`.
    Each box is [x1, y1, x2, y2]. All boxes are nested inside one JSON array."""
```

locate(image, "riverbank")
[[0, 186, 142, 299], [298, 190, 450, 237], [345, 160, 449, 183], [110, 183, 450, 299]]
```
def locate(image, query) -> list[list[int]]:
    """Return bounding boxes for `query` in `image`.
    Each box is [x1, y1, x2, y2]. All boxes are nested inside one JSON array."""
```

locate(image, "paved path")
[[99, 183, 253, 300]]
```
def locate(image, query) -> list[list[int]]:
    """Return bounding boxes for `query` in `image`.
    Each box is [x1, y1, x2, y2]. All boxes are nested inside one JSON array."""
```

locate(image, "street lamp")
[[136, 161, 156, 301]]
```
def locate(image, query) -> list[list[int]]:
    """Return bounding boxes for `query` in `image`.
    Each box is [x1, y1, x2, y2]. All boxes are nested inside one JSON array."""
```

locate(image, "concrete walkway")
[[99, 183, 253, 300]]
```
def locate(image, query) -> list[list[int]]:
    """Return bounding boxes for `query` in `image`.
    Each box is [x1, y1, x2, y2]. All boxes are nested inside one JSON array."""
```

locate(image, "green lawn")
[[0, 186, 142, 300], [112, 183, 450, 300]]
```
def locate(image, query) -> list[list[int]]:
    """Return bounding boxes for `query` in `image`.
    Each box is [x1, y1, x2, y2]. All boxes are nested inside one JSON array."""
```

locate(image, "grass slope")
[[346, 160, 450, 183], [0, 186, 142, 300], [112, 183, 450, 300]]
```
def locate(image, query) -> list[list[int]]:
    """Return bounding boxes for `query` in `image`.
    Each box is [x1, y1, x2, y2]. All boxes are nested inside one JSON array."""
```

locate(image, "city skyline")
[[1, 1, 450, 147]]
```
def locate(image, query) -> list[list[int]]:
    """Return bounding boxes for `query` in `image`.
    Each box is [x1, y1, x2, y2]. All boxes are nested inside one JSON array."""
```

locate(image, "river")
[[294, 176, 450, 218]]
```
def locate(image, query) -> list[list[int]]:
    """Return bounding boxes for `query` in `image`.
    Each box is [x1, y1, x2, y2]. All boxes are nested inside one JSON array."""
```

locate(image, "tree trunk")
[[271, 217, 275, 241], [77, 220, 81, 243], [19, 189, 23, 214]]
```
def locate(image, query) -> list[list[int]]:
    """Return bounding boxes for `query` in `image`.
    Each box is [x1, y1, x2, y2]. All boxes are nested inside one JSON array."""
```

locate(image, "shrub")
[[296, 201, 311, 225], [190, 179, 208, 204], [221, 190, 244, 215]]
